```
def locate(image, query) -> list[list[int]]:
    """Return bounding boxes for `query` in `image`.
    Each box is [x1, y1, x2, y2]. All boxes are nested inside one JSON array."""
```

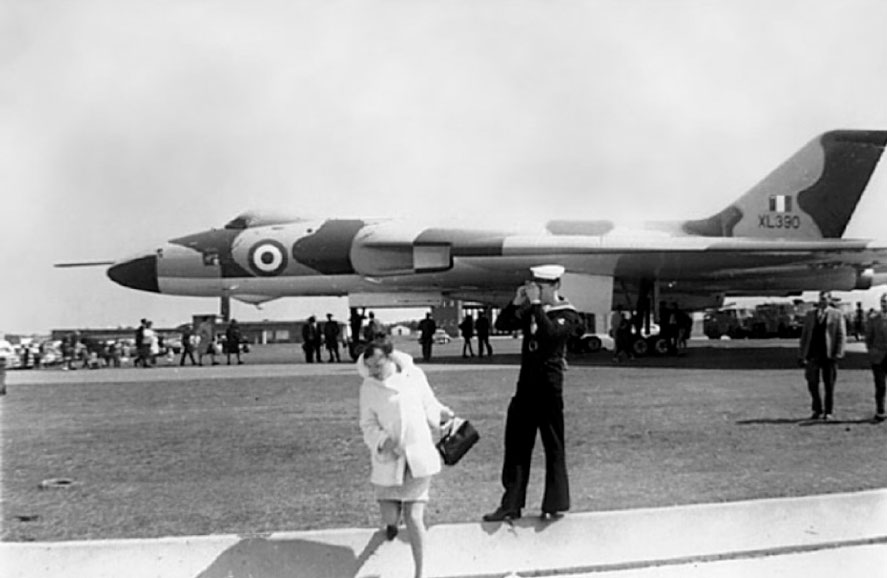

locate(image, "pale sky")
[[3, 0, 887, 334]]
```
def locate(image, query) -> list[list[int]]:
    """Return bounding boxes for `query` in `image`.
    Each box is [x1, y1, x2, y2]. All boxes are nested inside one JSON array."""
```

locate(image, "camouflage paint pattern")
[[107, 130, 887, 307]]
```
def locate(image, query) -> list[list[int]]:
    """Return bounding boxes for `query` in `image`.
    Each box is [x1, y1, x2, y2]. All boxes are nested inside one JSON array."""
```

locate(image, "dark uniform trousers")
[[499, 394, 569, 513]]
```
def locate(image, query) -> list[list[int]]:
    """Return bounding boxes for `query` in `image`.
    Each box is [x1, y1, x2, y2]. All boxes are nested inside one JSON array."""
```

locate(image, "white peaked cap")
[[530, 264, 565, 281]]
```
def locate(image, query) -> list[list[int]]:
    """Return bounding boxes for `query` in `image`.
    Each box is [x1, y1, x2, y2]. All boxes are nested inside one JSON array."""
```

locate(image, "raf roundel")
[[248, 240, 288, 276]]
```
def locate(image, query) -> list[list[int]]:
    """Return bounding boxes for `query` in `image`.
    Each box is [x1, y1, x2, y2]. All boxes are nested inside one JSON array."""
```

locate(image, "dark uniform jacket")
[[495, 298, 584, 397], [323, 321, 340, 344], [418, 318, 437, 343]]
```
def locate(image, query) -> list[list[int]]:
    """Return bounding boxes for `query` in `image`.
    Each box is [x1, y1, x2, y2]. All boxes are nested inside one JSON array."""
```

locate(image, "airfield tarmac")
[[2, 337, 886, 576]]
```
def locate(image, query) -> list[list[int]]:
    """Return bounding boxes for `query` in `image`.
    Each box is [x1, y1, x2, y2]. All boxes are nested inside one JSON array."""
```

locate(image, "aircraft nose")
[[107, 254, 159, 293]]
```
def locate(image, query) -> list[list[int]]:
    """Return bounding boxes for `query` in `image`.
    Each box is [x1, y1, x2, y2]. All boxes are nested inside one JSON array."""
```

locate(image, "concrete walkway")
[[3, 489, 886, 578]]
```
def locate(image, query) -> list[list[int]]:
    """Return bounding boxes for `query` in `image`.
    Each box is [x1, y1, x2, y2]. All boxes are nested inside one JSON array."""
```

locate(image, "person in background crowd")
[[417, 313, 437, 362], [476, 310, 493, 358], [180, 324, 198, 366], [134, 318, 147, 367], [35, 341, 45, 369], [364, 312, 386, 341], [200, 332, 220, 366], [143, 320, 159, 367], [854, 301, 866, 341], [110, 340, 122, 368], [350, 307, 365, 342], [225, 319, 244, 365], [302, 316, 321, 363], [20, 343, 31, 369], [61, 332, 77, 371], [324, 313, 342, 363], [863, 293, 887, 422], [672, 303, 692, 354], [610, 305, 630, 362]]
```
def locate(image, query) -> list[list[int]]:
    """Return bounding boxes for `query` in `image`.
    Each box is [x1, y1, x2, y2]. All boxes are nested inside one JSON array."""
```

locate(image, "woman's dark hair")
[[362, 339, 393, 359]]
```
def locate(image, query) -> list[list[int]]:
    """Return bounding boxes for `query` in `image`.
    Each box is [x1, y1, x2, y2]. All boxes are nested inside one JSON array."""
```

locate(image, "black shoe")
[[482, 508, 521, 522], [809, 412, 822, 420], [874, 413, 886, 423], [540, 510, 565, 521], [385, 524, 398, 540]]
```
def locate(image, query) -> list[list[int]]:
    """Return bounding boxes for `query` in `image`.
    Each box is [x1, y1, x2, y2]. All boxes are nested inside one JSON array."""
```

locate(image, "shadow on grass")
[[431, 348, 874, 371], [195, 532, 387, 578], [737, 417, 881, 426], [735, 418, 808, 425], [795, 417, 882, 426]]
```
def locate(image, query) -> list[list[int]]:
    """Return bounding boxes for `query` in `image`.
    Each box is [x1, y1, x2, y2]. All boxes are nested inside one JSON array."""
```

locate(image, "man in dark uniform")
[[418, 312, 437, 362], [483, 265, 584, 522], [323, 313, 342, 362], [459, 313, 475, 358]]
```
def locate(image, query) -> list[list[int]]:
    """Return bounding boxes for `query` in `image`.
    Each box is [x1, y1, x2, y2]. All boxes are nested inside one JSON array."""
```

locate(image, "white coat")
[[358, 351, 450, 487]]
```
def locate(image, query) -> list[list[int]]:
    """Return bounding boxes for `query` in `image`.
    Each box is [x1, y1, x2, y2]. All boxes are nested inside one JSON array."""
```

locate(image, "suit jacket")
[[864, 311, 887, 364], [799, 306, 846, 360]]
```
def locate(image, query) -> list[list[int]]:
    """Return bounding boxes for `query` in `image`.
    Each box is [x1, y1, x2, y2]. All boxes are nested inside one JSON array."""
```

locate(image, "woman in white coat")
[[358, 340, 453, 578]]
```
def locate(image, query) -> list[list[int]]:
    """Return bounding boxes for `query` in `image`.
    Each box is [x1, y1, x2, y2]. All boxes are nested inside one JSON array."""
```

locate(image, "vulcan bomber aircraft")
[[93, 130, 887, 340]]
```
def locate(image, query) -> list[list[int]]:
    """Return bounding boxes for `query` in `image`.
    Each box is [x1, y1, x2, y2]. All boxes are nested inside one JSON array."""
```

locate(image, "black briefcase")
[[436, 418, 480, 466]]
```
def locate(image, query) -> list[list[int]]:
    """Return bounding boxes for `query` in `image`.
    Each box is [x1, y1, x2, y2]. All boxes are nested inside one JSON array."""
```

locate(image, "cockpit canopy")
[[224, 210, 307, 230]]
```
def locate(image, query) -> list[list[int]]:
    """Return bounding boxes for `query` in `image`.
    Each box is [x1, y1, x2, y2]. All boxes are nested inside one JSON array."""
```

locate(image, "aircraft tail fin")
[[682, 130, 887, 239]]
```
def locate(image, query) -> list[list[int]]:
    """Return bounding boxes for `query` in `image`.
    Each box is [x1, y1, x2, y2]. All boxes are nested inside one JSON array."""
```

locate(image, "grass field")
[[3, 339, 886, 542]]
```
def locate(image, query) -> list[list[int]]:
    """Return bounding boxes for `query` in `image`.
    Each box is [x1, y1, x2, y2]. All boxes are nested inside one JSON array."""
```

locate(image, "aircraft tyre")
[[649, 336, 670, 356], [582, 335, 602, 353], [631, 336, 649, 357]]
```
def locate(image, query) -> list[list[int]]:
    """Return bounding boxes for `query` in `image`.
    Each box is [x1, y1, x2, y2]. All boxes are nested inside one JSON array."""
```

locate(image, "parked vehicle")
[[433, 329, 452, 344], [749, 302, 803, 338], [704, 301, 807, 339], [0, 340, 21, 369], [703, 306, 756, 339]]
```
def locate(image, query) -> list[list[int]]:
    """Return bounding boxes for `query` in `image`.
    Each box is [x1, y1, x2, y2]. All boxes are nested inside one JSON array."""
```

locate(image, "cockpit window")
[[224, 216, 250, 230], [224, 211, 305, 230]]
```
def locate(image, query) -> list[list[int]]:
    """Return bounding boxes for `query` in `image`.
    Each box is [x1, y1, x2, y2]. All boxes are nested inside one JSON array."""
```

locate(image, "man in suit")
[[301, 316, 321, 363], [798, 291, 847, 421], [864, 293, 887, 422]]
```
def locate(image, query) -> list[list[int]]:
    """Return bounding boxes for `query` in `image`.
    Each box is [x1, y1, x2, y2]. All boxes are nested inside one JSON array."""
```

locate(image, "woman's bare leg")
[[403, 501, 426, 578], [378, 500, 401, 538]]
